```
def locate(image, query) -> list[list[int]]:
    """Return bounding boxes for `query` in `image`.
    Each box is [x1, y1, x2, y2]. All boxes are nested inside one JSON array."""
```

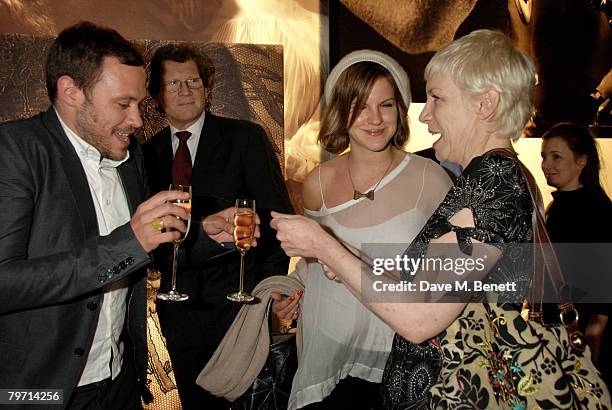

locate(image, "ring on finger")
[[151, 218, 165, 231]]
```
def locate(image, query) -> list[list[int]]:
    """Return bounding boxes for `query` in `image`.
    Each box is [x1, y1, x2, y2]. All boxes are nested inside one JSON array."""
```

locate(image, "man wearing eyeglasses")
[[142, 44, 293, 409]]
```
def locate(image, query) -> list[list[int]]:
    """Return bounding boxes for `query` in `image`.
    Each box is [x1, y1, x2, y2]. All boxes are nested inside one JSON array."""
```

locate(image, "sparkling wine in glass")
[[157, 184, 191, 302], [227, 199, 256, 303]]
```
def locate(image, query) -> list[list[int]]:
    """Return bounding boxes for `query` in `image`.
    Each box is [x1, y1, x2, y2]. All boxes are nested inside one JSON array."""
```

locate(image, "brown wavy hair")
[[318, 62, 409, 154]]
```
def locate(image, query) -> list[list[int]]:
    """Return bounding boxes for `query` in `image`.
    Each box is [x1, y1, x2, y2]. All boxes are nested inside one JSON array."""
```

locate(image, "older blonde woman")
[[272, 29, 537, 408]]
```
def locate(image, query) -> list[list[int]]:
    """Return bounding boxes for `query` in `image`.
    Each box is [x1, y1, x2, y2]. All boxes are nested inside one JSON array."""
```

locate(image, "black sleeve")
[[454, 154, 532, 247], [242, 122, 294, 278], [417, 154, 533, 254]]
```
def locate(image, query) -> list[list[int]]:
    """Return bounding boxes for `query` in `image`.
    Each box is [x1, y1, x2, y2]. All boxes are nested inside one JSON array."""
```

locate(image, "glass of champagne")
[[157, 184, 192, 302], [227, 198, 256, 303]]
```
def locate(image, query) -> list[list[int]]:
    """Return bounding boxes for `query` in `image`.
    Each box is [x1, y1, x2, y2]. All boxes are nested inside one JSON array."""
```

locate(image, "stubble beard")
[[76, 98, 119, 161]]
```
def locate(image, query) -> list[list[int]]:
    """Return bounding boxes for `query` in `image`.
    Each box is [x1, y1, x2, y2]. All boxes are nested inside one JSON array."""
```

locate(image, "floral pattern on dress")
[[381, 153, 533, 409], [396, 153, 612, 409]]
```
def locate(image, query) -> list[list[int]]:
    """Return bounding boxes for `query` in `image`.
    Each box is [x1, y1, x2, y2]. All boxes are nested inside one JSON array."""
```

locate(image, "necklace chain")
[[346, 151, 394, 201]]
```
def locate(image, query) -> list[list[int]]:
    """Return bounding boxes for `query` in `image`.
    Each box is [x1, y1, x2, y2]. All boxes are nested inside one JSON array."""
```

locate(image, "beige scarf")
[[196, 270, 306, 401]]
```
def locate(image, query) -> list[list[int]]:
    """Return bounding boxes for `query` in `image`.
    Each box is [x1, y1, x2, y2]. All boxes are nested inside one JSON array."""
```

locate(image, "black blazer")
[[143, 112, 292, 341], [0, 108, 151, 407]]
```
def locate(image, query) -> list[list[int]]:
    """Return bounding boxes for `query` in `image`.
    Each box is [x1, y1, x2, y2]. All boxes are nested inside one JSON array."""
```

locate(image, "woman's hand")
[[270, 212, 328, 258], [270, 290, 303, 321]]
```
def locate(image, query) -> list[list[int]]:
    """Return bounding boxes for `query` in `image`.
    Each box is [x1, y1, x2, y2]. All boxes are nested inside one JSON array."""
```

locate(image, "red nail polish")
[[296, 290, 303, 296], [289, 296, 295, 301]]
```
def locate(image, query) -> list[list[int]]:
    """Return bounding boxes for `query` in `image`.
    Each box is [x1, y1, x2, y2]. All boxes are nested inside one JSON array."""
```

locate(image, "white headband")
[[324, 49, 411, 108]]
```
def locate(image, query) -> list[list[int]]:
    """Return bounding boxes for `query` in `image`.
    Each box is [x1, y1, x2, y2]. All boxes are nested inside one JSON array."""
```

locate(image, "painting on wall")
[[330, 0, 612, 138]]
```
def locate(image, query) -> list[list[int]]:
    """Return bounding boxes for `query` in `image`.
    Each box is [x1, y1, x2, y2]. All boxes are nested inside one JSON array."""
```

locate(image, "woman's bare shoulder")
[[302, 156, 345, 211]]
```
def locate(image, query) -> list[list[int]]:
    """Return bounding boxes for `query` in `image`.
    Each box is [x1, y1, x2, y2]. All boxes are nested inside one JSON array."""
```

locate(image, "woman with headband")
[[272, 50, 451, 409]]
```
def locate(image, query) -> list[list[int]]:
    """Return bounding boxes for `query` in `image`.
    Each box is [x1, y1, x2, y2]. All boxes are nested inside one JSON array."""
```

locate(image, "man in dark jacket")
[[0, 22, 193, 409], [143, 44, 293, 409]]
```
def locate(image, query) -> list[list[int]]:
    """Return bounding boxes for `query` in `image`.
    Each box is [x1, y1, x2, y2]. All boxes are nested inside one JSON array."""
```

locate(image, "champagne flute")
[[157, 184, 192, 302], [227, 199, 256, 303]]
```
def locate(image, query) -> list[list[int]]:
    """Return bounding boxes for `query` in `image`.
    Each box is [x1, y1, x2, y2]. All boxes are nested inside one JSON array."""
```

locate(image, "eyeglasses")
[[163, 77, 204, 93]]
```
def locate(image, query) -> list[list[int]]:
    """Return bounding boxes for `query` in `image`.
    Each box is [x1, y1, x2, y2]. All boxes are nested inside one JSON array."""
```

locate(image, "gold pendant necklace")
[[347, 151, 394, 201]]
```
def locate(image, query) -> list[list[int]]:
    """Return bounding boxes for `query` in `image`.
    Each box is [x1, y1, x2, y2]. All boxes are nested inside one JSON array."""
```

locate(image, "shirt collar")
[[169, 110, 206, 140], [55, 107, 130, 168]]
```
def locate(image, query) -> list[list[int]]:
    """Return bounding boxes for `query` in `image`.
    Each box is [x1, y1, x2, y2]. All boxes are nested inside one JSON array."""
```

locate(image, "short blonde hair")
[[425, 29, 535, 140]]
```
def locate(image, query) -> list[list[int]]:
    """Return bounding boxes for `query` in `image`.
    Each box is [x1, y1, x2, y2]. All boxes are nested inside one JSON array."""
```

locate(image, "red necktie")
[[172, 131, 192, 185]]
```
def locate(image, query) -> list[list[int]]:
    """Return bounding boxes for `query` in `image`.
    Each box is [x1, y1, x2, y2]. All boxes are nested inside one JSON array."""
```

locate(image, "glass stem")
[[239, 250, 245, 294], [171, 244, 179, 291]]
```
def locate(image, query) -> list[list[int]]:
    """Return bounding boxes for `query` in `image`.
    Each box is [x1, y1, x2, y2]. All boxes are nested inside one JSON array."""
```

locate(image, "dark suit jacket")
[[0, 108, 151, 408], [143, 112, 292, 355]]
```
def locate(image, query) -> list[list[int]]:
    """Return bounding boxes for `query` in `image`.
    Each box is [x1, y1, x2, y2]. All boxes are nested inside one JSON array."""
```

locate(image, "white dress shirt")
[[57, 111, 131, 385], [169, 111, 205, 165]]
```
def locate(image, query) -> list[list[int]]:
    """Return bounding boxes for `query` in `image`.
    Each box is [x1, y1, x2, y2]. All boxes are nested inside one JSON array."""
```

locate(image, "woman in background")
[[541, 122, 612, 388], [274, 50, 451, 409], [541, 122, 611, 243]]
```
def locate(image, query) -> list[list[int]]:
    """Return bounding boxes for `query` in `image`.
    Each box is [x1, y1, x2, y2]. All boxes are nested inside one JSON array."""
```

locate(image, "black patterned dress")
[[380, 152, 533, 409]]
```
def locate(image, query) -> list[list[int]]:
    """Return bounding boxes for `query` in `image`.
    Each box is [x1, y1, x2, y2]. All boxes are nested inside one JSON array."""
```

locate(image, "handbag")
[[429, 150, 611, 409], [232, 298, 298, 410]]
